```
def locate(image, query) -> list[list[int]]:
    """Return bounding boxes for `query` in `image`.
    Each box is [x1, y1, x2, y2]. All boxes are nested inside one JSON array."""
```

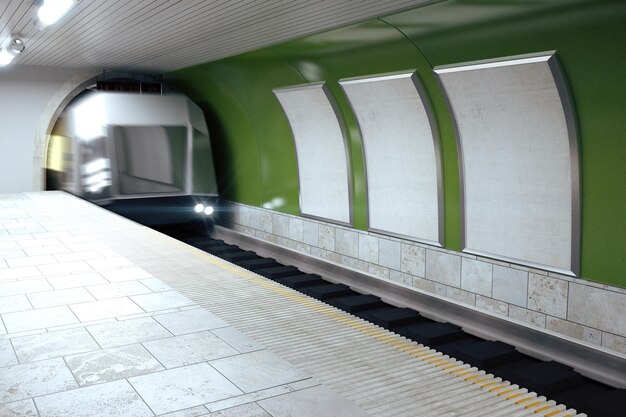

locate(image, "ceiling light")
[[0, 36, 25, 67], [37, 0, 75, 26], [0, 49, 14, 66], [9, 37, 25, 55], [194, 203, 205, 213], [203, 206, 214, 216]]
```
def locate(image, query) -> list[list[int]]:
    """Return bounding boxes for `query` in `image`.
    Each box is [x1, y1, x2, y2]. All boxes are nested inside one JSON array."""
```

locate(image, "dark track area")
[[155, 226, 625, 417]]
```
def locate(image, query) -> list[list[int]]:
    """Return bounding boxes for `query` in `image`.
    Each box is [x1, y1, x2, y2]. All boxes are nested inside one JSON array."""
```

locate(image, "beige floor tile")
[[87, 316, 172, 348], [12, 327, 99, 363], [69, 297, 144, 322], [129, 362, 243, 415], [210, 350, 305, 393], [0, 357, 78, 403], [35, 379, 153, 417], [65, 343, 164, 386], [143, 331, 238, 368], [2, 305, 79, 333]]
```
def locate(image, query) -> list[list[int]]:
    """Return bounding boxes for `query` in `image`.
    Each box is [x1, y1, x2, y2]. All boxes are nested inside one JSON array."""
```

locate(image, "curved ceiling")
[[0, 0, 430, 71]]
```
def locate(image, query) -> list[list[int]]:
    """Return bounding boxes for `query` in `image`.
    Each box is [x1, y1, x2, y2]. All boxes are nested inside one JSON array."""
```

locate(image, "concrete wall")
[[0, 65, 84, 193]]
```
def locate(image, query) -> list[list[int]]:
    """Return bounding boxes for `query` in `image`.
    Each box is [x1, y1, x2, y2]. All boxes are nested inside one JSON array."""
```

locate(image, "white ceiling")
[[0, 0, 430, 72]]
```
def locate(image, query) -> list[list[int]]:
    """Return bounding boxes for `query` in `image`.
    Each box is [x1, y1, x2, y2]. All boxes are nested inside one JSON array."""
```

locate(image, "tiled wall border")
[[220, 201, 626, 357]]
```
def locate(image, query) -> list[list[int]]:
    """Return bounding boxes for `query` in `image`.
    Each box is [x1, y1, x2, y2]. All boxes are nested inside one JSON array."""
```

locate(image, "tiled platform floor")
[[0, 192, 367, 417]]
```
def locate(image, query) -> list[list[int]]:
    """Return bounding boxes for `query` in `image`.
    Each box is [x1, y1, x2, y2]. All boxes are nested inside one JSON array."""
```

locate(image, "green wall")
[[166, 0, 626, 288]]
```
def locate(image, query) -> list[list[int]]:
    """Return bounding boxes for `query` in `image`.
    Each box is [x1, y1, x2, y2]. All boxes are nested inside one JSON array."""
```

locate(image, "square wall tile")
[[425, 250, 460, 287], [492, 266, 528, 307], [289, 218, 304, 242], [248, 209, 261, 230], [318, 224, 335, 251], [461, 258, 492, 297], [389, 270, 412, 286], [476, 295, 509, 317], [527, 273, 568, 319], [379, 239, 401, 271], [302, 221, 319, 247], [400, 244, 425, 277], [358, 234, 378, 264], [272, 213, 290, 238], [601, 332, 626, 355], [509, 305, 546, 328], [365, 262, 388, 279], [546, 316, 583, 339], [335, 229, 358, 258], [238, 206, 250, 227], [446, 287, 476, 306], [583, 327, 602, 346], [412, 277, 436, 293], [341, 256, 368, 272], [568, 283, 626, 336], [260, 211, 272, 233]]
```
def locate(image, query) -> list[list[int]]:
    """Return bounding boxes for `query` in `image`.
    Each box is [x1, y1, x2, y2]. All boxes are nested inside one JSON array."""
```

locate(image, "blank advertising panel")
[[435, 53, 579, 275], [340, 72, 442, 245], [274, 83, 351, 224]]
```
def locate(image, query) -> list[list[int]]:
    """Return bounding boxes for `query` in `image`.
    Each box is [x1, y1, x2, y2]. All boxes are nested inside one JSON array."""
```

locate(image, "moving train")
[[47, 87, 219, 226]]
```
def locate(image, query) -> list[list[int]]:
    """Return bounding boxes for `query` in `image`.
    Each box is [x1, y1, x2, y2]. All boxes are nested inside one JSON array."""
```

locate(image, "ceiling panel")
[[0, 0, 431, 72]]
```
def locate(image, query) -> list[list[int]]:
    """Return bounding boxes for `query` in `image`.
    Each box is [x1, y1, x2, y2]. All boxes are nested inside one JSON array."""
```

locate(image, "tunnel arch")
[[33, 70, 167, 191]]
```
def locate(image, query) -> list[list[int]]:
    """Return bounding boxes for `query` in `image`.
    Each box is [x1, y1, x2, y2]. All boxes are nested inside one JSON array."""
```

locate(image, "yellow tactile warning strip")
[[154, 231, 584, 417]]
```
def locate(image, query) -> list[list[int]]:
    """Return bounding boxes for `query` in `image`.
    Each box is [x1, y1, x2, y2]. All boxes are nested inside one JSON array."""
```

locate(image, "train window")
[[112, 125, 187, 195]]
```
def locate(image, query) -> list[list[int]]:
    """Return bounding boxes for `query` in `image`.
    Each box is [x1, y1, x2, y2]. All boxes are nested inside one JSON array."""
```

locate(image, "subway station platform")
[[0, 192, 586, 417]]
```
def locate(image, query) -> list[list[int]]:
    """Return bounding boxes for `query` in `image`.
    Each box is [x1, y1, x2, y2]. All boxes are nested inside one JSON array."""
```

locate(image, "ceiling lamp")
[[0, 49, 14, 66], [0, 36, 25, 67], [37, 0, 75, 26]]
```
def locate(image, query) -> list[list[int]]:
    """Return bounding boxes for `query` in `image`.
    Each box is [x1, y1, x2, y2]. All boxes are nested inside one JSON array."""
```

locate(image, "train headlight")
[[203, 206, 214, 216], [194, 203, 205, 213]]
